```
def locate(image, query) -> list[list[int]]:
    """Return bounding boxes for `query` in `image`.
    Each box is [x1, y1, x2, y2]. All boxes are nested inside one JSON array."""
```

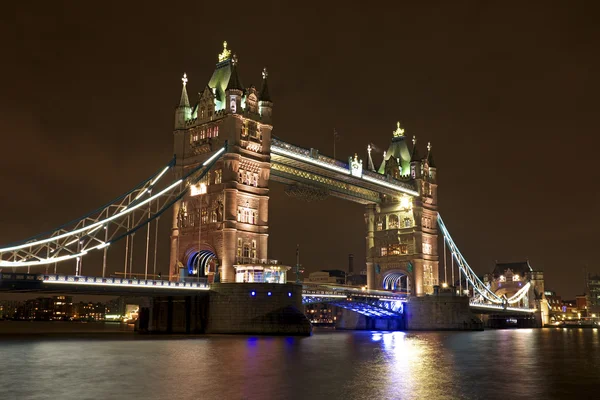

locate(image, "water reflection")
[[0, 329, 599, 400]]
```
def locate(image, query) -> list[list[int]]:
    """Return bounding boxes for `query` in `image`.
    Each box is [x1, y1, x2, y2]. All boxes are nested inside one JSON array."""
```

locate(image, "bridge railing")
[[24, 274, 210, 290]]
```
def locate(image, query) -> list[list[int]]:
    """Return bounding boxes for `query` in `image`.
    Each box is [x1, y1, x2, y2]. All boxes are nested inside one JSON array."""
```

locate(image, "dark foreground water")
[[0, 327, 599, 400]]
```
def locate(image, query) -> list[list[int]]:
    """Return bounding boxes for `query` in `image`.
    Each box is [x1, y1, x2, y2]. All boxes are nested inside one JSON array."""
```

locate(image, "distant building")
[[561, 299, 579, 319], [73, 302, 106, 321], [576, 294, 588, 316], [545, 290, 562, 313], [52, 295, 73, 320], [0, 300, 19, 319], [305, 303, 335, 324], [587, 274, 600, 310], [305, 270, 347, 285]]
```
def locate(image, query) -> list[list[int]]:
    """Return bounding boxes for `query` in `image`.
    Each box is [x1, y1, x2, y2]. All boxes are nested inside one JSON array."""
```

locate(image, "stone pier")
[[139, 283, 311, 335]]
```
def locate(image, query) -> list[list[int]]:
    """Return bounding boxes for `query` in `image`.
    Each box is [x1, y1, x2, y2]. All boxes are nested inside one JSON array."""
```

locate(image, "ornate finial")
[[367, 144, 372, 155], [354, 153, 359, 162], [393, 121, 405, 137], [218, 41, 232, 62], [262, 67, 268, 79], [232, 54, 238, 65], [182, 73, 188, 86], [412, 135, 416, 146], [383, 150, 387, 159], [427, 142, 432, 152]]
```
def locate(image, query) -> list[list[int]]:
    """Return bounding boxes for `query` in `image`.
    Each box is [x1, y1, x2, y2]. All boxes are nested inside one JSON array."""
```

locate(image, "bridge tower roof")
[[207, 41, 244, 105], [378, 122, 412, 176]]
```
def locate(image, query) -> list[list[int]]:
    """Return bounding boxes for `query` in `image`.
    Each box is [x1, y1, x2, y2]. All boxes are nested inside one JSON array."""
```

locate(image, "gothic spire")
[[410, 135, 420, 162], [226, 54, 244, 91], [427, 142, 436, 168], [259, 67, 272, 102], [367, 144, 375, 171], [179, 73, 190, 108]]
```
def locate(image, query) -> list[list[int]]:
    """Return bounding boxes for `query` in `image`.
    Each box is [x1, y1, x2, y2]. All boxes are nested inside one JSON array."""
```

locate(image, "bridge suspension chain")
[[437, 214, 530, 306], [0, 145, 227, 269]]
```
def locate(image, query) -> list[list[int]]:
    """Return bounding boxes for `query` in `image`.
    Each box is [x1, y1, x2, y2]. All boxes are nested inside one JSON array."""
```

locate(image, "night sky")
[[1, 2, 598, 299]]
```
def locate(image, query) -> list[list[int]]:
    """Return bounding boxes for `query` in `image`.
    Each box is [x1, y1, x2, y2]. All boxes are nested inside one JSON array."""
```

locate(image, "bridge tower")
[[169, 42, 273, 282], [367, 124, 439, 295]]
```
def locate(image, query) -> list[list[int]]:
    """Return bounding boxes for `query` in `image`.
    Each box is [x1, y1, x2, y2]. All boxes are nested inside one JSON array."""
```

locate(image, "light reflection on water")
[[0, 328, 598, 400]]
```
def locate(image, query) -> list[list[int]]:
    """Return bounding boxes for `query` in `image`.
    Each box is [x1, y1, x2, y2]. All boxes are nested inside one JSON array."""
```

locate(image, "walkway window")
[[403, 218, 411, 228], [237, 206, 258, 224]]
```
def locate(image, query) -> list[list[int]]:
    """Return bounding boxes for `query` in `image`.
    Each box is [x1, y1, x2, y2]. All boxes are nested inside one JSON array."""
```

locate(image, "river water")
[[0, 328, 598, 400]]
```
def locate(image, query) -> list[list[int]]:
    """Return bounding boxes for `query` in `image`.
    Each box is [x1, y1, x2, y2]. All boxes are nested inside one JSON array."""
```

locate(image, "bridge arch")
[[183, 245, 218, 278], [382, 270, 412, 294]]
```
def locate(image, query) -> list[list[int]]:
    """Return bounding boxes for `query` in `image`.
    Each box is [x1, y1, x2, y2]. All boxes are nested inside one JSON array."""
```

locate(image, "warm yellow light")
[[400, 196, 411, 210], [442, 282, 448, 288], [361, 286, 367, 291]]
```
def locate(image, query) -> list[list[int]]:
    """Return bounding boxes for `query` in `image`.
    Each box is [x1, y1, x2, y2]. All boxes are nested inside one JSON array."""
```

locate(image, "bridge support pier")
[[140, 283, 311, 335]]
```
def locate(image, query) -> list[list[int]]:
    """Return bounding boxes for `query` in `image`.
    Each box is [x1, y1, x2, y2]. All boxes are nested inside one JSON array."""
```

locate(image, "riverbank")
[[0, 320, 135, 335]]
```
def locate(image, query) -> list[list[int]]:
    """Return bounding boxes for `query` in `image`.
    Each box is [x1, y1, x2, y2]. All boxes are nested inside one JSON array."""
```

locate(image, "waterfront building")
[[305, 303, 335, 325], [52, 295, 73, 320], [587, 274, 600, 312], [73, 302, 106, 321], [0, 300, 19, 319], [545, 290, 562, 313]]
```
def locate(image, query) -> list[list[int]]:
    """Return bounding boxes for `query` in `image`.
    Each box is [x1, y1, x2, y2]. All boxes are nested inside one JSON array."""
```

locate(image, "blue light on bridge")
[[251, 291, 256, 297], [267, 291, 272, 296], [288, 292, 292, 297]]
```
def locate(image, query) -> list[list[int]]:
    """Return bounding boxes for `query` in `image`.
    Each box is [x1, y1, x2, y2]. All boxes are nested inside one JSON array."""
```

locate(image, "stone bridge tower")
[[169, 42, 273, 282], [367, 123, 439, 295]]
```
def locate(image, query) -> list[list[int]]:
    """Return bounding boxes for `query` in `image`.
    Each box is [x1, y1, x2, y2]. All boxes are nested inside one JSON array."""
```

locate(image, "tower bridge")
[[0, 42, 547, 332]]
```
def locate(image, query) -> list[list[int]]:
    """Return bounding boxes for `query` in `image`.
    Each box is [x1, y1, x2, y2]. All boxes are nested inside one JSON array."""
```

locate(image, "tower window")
[[388, 215, 399, 229]]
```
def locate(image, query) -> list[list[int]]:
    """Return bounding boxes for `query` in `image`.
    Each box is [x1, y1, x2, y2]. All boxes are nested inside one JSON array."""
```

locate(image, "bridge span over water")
[[0, 273, 535, 319], [0, 41, 545, 331]]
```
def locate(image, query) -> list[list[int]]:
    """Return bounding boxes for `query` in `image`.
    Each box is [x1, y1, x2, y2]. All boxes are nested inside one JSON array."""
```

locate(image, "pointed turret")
[[259, 67, 272, 102], [410, 135, 420, 162], [410, 135, 421, 179], [367, 144, 376, 171], [174, 73, 192, 129], [426, 142, 437, 182], [226, 54, 244, 91], [427, 142, 436, 168], [259, 67, 273, 121]]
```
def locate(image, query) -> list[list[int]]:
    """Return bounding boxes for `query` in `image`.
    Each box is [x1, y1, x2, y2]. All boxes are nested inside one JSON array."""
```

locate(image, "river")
[[0, 327, 598, 400]]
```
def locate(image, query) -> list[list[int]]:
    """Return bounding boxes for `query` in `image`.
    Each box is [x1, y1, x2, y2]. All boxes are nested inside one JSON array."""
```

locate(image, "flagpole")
[[333, 129, 337, 160]]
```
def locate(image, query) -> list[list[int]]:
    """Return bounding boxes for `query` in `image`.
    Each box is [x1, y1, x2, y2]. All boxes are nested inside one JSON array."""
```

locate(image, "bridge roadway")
[[0, 273, 535, 316]]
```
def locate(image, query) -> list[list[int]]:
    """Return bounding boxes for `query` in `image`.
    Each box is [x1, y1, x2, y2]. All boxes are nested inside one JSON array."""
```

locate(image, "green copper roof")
[[378, 136, 412, 176], [208, 58, 243, 106]]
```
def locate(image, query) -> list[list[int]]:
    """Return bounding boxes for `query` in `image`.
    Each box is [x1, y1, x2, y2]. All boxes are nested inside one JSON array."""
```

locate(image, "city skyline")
[[1, 3, 599, 298]]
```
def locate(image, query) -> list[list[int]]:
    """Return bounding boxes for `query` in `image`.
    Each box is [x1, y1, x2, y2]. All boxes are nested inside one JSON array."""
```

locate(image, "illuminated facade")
[[368, 127, 439, 295], [169, 42, 438, 295], [170, 42, 273, 282]]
